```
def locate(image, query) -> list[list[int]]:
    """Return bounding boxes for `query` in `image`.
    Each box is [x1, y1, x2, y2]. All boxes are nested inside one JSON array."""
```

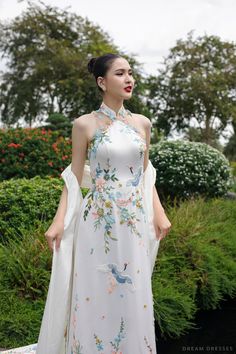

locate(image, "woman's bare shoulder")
[[131, 113, 152, 130], [73, 112, 95, 137], [73, 112, 95, 127]]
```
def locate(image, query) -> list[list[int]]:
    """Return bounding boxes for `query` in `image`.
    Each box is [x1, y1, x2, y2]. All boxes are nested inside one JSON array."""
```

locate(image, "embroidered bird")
[[127, 165, 134, 174], [126, 166, 142, 187], [96, 263, 136, 292]]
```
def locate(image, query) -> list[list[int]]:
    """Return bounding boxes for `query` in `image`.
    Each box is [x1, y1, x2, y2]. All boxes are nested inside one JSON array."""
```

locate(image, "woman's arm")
[[52, 116, 88, 222], [153, 184, 171, 240], [44, 115, 89, 251], [153, 184, 165, 217], [53, 185, 68, 223]]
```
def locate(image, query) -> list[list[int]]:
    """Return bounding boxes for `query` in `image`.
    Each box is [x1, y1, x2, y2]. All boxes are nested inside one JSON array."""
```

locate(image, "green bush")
[[0, 175, 63, 243], [152, 196, 236, 339], [0, 175, 89, 244], [149, 140, 233, 202], [0, 226, 51, 300], [0, 225, 48, 348], [43, 112, 72, 137], [229, 162, 236, 192], [0, 127, 72, 180], [230, 161, 236, 176]]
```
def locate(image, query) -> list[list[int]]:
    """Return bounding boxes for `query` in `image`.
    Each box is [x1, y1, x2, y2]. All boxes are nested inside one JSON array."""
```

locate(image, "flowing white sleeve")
[[143, 159, 160, 275], [36, 163, 91, 354]]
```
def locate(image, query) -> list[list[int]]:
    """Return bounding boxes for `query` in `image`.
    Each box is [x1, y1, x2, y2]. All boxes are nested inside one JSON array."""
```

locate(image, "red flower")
[[52, 143, 59, 152], [48, 161, 53, 167], [8, 143, 22, 148]]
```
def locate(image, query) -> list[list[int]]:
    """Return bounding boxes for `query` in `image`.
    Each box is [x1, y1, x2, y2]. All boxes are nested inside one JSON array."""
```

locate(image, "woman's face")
[[97, 57, 135, 100]]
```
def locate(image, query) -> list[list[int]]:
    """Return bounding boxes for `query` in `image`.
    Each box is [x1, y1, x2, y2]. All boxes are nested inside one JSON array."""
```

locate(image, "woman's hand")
[[44, 219, 65, 252], [153, 210, 172, 241]]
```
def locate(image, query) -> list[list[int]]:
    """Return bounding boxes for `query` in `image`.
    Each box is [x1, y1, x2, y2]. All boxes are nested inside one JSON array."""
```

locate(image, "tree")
[[43, 112, 72, 137], [146, 31, 236, 146], [0, 0, 148, 127], [224, 134, 236, 161]]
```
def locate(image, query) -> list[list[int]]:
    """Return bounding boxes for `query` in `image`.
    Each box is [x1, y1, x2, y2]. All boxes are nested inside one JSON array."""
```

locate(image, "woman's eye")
[[116, 72, 133, 76]]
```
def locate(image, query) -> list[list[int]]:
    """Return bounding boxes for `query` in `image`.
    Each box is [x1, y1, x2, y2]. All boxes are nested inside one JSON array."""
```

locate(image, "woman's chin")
[[122, 92, 132, 99]]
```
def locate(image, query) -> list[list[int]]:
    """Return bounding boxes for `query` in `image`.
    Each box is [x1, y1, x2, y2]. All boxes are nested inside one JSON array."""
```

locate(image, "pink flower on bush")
[[62, 155, 68, 160], [48, 161, 53, 167]]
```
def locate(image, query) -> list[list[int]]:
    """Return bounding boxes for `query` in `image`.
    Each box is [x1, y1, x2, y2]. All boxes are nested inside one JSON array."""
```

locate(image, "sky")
[[0, 0, 235, 76], [0, 0, 235, 141]]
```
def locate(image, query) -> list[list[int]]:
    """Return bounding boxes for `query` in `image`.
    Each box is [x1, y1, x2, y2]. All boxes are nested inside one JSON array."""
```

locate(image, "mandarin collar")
[[96, 101, 132, 121]]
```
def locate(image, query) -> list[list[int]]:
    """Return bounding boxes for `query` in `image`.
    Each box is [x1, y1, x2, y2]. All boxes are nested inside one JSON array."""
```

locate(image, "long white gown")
[[1, 102, 160, 354], [66, 102, 157, 353]]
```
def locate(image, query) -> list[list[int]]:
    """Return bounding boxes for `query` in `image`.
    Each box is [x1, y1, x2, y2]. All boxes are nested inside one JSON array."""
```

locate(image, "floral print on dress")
[[87, 127, 112, 160], [94, 317, 126, 353], [83, 158, 146, 254], [70, 291, 84, 354]]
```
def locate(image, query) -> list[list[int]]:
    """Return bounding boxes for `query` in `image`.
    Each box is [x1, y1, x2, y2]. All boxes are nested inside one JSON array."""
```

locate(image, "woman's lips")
[[124, 87, 132, 92]]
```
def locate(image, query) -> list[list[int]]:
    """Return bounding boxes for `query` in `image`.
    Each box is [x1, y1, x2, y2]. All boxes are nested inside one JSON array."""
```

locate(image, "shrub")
[[43, 112, 72, 137], [0, 175, 63, 244], [0, 225, 49, 348], [229, 162, 236, 192], [0, 225, 51, 300], [152, 196, 236, 338], [149, 140, 232, 202], [0, 175, 89, 244], [0, 127, 72, 180]]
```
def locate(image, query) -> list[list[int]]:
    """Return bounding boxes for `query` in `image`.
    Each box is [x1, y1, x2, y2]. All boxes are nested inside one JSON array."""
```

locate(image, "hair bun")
[[87, 57, 97, 74]]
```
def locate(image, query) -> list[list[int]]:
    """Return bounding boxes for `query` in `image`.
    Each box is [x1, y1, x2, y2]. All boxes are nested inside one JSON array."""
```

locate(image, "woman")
[[2, 53, 171, 354], [44, 53, 172, 354]]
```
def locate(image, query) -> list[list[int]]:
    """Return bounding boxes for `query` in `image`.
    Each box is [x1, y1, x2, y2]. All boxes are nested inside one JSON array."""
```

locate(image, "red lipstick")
[[124, 86, 132, 92]]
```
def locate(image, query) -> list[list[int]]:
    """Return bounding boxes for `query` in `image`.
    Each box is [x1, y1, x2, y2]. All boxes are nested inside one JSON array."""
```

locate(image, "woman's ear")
[[97, 76, 105, 91]]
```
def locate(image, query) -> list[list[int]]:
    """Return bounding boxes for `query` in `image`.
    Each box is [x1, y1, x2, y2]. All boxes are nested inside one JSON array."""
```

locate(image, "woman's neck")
[[102, 97, 124, 116]]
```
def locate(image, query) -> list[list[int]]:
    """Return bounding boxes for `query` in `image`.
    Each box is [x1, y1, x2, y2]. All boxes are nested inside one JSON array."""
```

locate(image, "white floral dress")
[[66, 102, 157, 354]]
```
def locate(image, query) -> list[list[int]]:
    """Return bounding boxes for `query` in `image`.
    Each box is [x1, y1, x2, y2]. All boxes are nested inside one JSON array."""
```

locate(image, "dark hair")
[[87, 53, 122, 93]]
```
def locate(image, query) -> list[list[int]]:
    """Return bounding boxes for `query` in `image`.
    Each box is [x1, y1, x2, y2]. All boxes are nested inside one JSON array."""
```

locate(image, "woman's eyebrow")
[[114, 68, 132, 72]]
